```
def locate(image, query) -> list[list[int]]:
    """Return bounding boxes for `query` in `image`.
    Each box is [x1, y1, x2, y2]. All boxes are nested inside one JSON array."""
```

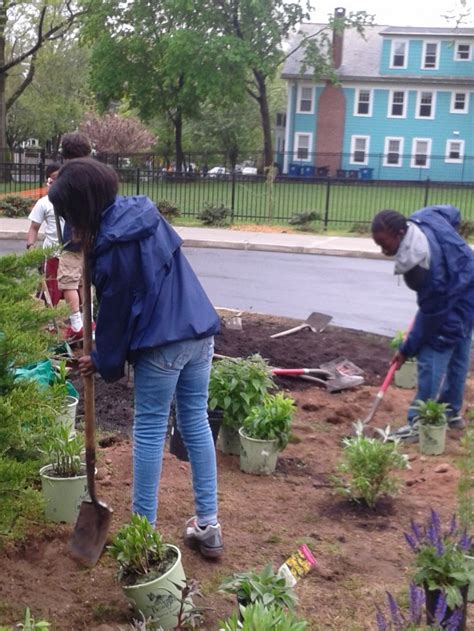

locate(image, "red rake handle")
[[362, 361, 398, 425]]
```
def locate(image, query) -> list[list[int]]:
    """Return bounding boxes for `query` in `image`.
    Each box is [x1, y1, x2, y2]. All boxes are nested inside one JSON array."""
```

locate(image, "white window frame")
[[350, 135, 370, 166], [422, 41, 439, 69], [390, 39, 409, 69], [294, 132, 312, 161], [445, 139, 465, 163], [296, 84, 314, 114], [353, 88, 373, 117], [450, 91, 469, 114], [415, 90, 436, 119], [383, 137, 404, 167], [454, 41, 472, 61], [410, 138, 432, 169], [387, 89, 407, 118]]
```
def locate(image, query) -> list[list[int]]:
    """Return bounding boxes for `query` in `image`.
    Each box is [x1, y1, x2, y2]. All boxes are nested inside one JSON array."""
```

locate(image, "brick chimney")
[[332, 7, 346, 69]]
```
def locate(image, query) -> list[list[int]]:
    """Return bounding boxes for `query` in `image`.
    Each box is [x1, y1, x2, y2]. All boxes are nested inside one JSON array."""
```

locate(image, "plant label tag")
[[277, 544, 316, 587]]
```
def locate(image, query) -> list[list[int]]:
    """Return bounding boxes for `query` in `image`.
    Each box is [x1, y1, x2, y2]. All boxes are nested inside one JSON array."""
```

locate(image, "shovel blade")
[[69, 499, 113, 567], [306, 312, 332, 332]]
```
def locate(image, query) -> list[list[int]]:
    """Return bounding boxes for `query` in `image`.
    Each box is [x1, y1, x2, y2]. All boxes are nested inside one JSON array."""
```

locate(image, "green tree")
[[0, 1, 87, 160]]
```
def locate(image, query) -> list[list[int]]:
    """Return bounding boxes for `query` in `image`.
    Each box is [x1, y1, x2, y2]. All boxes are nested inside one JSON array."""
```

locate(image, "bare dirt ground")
[[0, 313, 472, 631]]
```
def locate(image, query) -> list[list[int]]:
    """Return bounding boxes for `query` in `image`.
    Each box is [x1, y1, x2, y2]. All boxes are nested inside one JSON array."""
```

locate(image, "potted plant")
[[219, 602, 307, 631], [412, 400, 448, 456], [333, 422, 408, 508], [108, 513, 187, 630], [39, 425, 89, 523], [239, 392, 295, 475], [404, 510, 474, 630], [218, 563, 297, 610], [390, 330, 417, 389], [208, 354, 274, 455], [53, 360, 79, 436]]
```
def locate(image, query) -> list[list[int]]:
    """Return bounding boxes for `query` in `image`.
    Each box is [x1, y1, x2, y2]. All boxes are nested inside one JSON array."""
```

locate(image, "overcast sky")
[[309, 0, 473, 27]]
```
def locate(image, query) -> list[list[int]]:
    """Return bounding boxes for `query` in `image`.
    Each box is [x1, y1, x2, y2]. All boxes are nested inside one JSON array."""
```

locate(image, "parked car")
[[208, 166, 229, 178], [242, 166, 258, 176]]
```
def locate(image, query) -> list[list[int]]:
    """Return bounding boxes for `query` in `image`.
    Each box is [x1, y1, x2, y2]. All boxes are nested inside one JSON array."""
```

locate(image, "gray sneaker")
[[448, 416, 466, 430], [387, 423, 419, 443], [184, 517, 223, 559]]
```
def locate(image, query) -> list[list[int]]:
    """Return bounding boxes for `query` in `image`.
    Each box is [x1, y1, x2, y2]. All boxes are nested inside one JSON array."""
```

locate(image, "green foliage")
[[390, 330, 405, 350], [156, 199, 181, 222], [197, 202, 232, 227], [108, 514, 168, 584], [17, 607, 50, 631], [459, 219, 474, 241], [242, 392, 295, 450], [219, 564, 297, 610], [219, 602, 307, 631], [334, 422, 409, 508], [0, 332, 14, 396], [42, 425, 84, 478], [208, 355, 274, 429], [411, 400, 448, 427], [457, 427, 474, 533], [288, 211, 321, 226], [0, 196, 36, 218], [349, 222, 370, 235]]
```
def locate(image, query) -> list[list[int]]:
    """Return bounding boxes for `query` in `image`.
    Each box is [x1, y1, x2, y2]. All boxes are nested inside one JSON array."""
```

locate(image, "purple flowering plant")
[[405, 510, 473, 609], [376, 584, 464, 630]]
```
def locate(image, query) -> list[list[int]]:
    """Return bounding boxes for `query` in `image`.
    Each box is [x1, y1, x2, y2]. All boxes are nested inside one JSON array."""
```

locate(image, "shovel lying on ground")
[[270, 312, 333, 339], [69, 251, 112, 567]]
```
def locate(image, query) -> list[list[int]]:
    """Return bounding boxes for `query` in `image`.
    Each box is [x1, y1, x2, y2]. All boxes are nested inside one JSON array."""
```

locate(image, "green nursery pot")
[[121, 545, 187, 630], [239, 427, 279, 475], [218, 424, 241, 455], [39, 463, 90, 524], [394, 360, 417, 389], [419, 424, 447, 456]]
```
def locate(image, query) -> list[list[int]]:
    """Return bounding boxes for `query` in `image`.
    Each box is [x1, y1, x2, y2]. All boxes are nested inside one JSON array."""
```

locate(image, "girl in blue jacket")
[[372, 206, 474, 441], [49, 158, 223, 559]]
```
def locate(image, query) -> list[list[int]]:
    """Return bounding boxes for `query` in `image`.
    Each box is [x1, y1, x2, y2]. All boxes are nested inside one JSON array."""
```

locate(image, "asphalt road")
[[0, 240, 416, 336]]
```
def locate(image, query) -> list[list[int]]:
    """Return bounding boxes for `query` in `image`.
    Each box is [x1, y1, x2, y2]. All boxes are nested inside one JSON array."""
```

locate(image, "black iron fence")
[[2, 161, 474, 228]]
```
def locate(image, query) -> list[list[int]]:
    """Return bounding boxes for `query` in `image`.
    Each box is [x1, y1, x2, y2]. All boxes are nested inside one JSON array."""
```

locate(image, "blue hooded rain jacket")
[[90, 196, 220, 382]]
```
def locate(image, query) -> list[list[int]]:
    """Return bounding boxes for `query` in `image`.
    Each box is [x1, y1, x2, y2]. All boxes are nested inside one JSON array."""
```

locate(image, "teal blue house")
[[281, 14, 474, 182]]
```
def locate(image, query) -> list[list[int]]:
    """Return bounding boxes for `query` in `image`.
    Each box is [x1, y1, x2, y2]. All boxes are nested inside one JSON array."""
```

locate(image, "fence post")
[[135, 168, 140, 195], [231, 169, 236, 219], [38, 162, 45, 188], [323, 178, 331, 230], [424, 178, 430, 207]]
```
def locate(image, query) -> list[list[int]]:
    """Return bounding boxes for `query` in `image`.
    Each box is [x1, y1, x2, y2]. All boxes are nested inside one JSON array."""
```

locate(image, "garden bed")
[[0, 313, 472, 630]]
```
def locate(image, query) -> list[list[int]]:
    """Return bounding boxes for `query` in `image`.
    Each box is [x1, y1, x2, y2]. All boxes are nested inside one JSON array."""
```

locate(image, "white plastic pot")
[[56, 395, 79, 437]]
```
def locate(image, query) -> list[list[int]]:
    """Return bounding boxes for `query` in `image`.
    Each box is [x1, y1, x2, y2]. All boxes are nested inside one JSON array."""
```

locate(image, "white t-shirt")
[[28, 195, 64, 250]]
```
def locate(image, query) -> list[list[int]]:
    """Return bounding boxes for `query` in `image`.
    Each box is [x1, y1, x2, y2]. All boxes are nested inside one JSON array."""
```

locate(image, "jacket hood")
[[95, 195, 159, 255]]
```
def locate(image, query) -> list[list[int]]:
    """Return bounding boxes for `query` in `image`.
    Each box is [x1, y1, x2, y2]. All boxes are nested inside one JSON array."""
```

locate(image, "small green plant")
[[197, 202, 231, 226], [208, 354, 274, 430], [219, 563, 297, 610], [0, 607, 51, 630], [242, 392, 296, 450], [157, 199, 180, 222], [42, 424, 84, 477], [219, 602, 307, 631], [0, 196, 36, 218], [458, 426, 474, 534], [334, 421, 409, 508], [389, 330, 405, 350], [108, 513, 174, 585], [411, 400, 448, 427], [288, 211, 321, 227]]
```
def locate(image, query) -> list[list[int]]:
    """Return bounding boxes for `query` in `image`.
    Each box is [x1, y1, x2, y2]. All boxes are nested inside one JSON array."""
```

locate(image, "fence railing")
[[2, 162, 474, 228]]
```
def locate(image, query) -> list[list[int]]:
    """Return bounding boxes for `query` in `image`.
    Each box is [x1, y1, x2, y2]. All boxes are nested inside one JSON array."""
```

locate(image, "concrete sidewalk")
[[0, 216, 384, 259]]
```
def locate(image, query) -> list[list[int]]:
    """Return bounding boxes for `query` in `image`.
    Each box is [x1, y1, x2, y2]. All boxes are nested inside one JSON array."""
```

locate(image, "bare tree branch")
[[280, 25, 329, 65]]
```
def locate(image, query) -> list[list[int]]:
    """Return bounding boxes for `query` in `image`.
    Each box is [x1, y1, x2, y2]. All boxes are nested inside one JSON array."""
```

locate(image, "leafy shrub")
[[219, 563, 297, 610], [334, 421, 409, 508], [411, 399, 448, 427], [156, 199, 180, 222], [288, 211, 321, 226], [0, 196, 36, 218], [197, 202, 231, 226], [243, 392, 296, 450], [349, 222, 370, 234], [220, 602, 307, 631]]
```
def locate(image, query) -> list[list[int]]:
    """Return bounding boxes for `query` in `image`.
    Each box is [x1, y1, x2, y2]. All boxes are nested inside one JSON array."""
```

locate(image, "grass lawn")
[[119, 176, 474, 227]]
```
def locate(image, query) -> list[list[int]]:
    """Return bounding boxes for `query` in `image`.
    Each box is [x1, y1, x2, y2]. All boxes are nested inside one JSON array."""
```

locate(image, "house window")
[[455, 42, 471, 61], [450, 92, 469, 113], [445, 139, 464, 163], [423, 42, 439, 69], [391, 40, 408, 68], [297, 86, 314, 113], [276, 113, 287, 127], [354, 89, 372, 116], [294, 133, 312, 161], [411, 138, 432, 168], [350, 136, 369, 165], [383, 137, 404, 167], [417, 91, 435, 118], [389, 91, 406, 117]]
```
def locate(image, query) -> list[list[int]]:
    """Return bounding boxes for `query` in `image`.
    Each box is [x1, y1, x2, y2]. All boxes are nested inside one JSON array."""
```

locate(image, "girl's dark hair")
[[45, 162, 61, 178], [48, 158, 118, 247], [60, 132, 92, 159], [371, 209, 408, 235]]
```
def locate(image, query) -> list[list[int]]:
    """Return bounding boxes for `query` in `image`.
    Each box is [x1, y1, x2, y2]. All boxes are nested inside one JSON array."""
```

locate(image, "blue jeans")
[[132, 337, 217, 526], [407, 332, 472, 425]]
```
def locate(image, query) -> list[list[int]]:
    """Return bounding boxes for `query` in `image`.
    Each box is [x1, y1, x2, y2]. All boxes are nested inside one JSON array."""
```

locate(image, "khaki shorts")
[[57, 251, 83, 291]]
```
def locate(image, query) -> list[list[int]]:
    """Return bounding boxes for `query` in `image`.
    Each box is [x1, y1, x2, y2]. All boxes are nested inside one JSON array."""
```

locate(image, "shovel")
[[361, 361, 398, 426], [69, 249, 112, 567], [270, 312, 332, 339]]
